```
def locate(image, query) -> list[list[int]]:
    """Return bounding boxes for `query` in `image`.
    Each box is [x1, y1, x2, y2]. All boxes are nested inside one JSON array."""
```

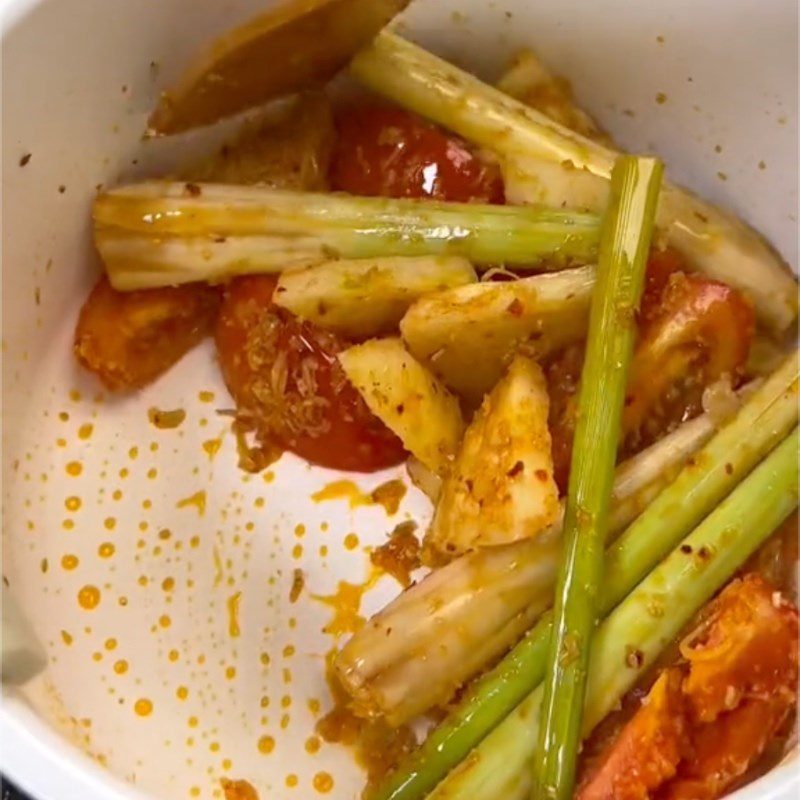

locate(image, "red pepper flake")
[[184, 182, 202, 197], [507, 460, 524, 478], [506, 298, 524, 317], [19, 153, 32, 167]]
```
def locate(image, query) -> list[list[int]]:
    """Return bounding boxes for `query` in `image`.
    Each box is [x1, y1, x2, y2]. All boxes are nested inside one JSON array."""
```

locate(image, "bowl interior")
[[2, 1, 797, 799]]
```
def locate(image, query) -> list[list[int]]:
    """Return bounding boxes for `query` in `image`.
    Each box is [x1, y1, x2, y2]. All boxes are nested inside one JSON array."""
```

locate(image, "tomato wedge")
[[330, 104, 504, 202], [578, 575, 798, 800], [546, 249, 755, 489], [215, 275, 406, 472], [74, 276, 221, 391]]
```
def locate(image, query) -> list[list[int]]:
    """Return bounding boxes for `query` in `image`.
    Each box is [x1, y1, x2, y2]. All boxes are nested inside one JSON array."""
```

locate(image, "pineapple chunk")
[[275, 256, 476, 338], [428, 355, 560, 555], [400, 266, 595, 404], [338, 337, 464, 476]]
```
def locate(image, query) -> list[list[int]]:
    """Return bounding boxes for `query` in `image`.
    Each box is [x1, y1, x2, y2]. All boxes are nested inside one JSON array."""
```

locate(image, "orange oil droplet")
[[162, 577, 175, 591], [61, 554, 79, 570], [227, 591, 241, 638], [169, 649, 180, 662], [305, 736, 321, 754], [198, 391, 215, 403], [225, 666, 237, 680], [292, 544, 303, 559], [77, 585, 100, 609], [113, 659, 128, 674], [158, 614, 171, 628], [98, 542, 115, 558], [282, 644, 295, 658], [104, 638, 117, 651], [64, 496, 82, 512], [344, 533, 359, 551], [78, 423, 94, 440], [176, 686, 188, 700], [258, 735, 275, 755], [60, 630, 73, 645], [65, 461, 83, 477], [148, 407, 186, 429], [134, 698, 153, 717], [313, 772, 334, 793], [203, 438, 222, 460], [285, 774, 298, 788], [104, 516, 116, 530]]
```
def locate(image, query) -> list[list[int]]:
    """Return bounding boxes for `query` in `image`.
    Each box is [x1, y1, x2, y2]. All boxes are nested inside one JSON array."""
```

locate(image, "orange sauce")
[[221, 778, 259, 800], [370, 521, 422, 588], [176, 490, 207, 515], [147, 407, 186, 429]]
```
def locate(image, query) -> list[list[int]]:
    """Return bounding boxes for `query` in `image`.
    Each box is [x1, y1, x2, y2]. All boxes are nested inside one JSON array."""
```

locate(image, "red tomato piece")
[[579, 574, 798, 800], [74, 275, 221, 391], [546, 250, 755, 490], [680, 574, 799, 724], [623, 270, 755, 448], [215, 275, 406, 472], [577, 670, 688, 800], [330, 104, 504, 203], [659, 697, 793, 800]]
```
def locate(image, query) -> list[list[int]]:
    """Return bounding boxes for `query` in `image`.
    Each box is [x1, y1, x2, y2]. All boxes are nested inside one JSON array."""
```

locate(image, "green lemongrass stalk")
[[534, 156, 663, 800], [340, 383, 752, 729], [368, 355, 797, 800], [425, 427, 799, 800], [350, 33, 799, 333], [94, 182, 601, 289]]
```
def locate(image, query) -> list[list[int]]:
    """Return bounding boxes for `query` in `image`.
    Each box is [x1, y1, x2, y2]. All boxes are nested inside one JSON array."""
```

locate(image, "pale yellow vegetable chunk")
[[274, 256, 476, 339], [338, 337, 464, 476], [400, 266, 595, 404], [428, 356, 560, 555]]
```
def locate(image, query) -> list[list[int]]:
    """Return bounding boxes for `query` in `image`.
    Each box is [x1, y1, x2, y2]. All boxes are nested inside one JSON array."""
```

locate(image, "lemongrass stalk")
[[367, 356, 797, 800], [339, 389, 733, 728], [94, 182, 601, 289], [534, 155, 663, 800], [350, 33, 798, 333], [425, 428, 799, 800]]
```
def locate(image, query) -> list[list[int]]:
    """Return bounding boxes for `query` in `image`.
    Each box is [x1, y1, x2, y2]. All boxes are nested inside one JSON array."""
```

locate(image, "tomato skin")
[[578, 575, 798, 800], [330, 104, 504, 203], [215, 276, 406, 472], [623, 270, 755, 447], [546, 250, 755, 490]]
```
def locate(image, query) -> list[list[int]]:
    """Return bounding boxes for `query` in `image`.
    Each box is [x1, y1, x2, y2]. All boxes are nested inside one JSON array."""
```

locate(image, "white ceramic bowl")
[[2, 1, 797, 798]]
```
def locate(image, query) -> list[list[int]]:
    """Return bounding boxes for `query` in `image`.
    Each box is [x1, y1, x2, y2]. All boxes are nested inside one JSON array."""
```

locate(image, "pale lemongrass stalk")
[[94, 181, 600, 289], [423, 428, 798, 800], [364, 356, 797, 800], [350, 33, 798, 333], [335, 391, 739, 725]]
